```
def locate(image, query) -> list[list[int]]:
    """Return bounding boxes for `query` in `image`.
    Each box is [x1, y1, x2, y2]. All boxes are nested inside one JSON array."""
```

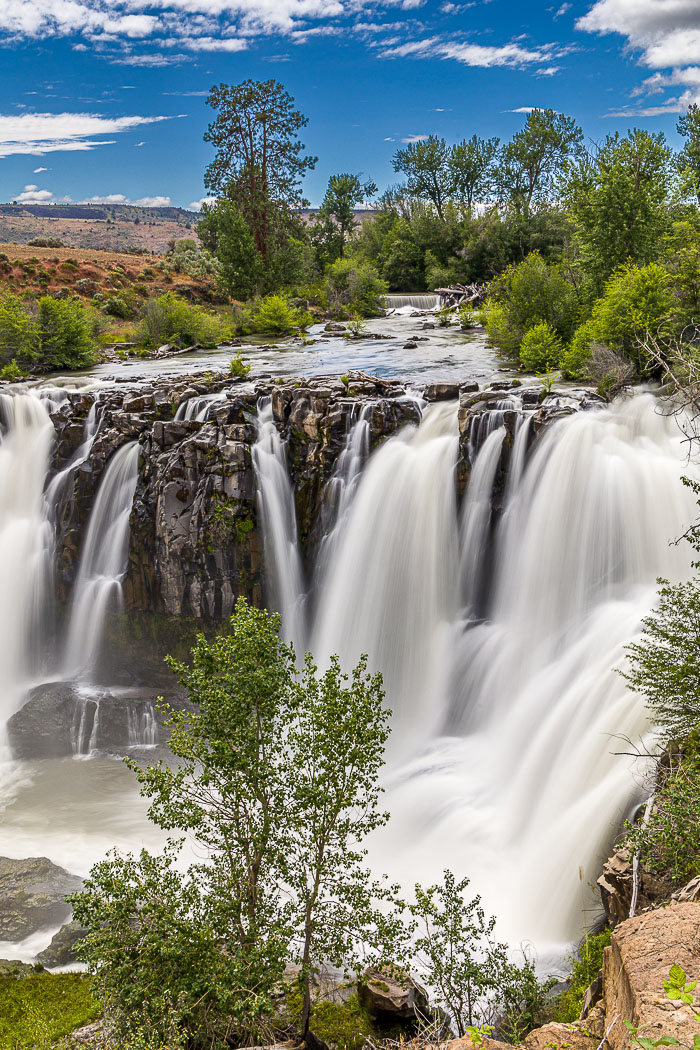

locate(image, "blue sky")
[[0, 0, 699, 210]]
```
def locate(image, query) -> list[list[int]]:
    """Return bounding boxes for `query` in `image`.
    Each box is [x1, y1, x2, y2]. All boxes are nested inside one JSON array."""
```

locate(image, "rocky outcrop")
[[45, 371, 605, 626], [602, 903, 700, 1050], [359, 968, 429, 1020], [6, 682, 183, 759], [597, 850, 674, 926], [37, 919, 88, 968], [0, 856, 82, 941]]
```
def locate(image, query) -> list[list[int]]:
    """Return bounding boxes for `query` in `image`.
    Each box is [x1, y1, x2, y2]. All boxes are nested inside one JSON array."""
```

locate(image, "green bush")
[[137, 293, 228, 348], [104, 296, 132, 319], [323, 257, 388, 318], [0, 359, 23, 381], [0, 294, 38, 367], [249, 294, 312, 335], [583, 262, 674, 372], [167, 238, 220, 281], [37, 296, 96, 370], [519, 321, 563, 372], [551, 929, 612, 1023], [459, 304, 477, 329], [560, 322, 595, 379], [229, 351, 250, 377], [484, 251, 579, 357]]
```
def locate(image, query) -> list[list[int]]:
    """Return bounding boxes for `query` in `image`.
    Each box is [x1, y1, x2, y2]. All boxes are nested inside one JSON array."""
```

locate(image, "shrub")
[[519, 321, 563, 372], [104, 296, 133, 319], [37, 296, 96, 370], [27, 237, 64, 248], [323, 257, 388, 318], [0, 293, 38, 367], [229, 351, 250, 377], [585, 262, 674, 372], [560, 321, 594, 379], [459, 304, 477, 329], [137, 293, 227, 348], [249, 294, 312, 335], [551, 929, 612, 1022], [0, 359, 23, 381], [436, 305, 453, 327], [484, 251, 579, 357]]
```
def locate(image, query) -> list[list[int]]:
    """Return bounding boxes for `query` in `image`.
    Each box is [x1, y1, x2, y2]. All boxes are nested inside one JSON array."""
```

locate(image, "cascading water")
[[385, 293, 441, 311], [257, 390, 700, 956], [46, 400, 102, 513], [175, 392, 227, 422], [251, 399, 306, 651], [0, 395, 55, 729], [63, 441, 140, 681]]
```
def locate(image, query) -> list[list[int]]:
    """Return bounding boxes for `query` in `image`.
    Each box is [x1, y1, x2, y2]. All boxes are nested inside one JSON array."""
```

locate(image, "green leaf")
[[670, 966, 687, 986]]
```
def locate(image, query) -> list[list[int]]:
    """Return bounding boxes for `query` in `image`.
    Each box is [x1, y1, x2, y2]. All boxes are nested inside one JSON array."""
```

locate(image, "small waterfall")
[[46, 401, 102, 513], [316, 403, 373, 577], [385, 293, 441, 311], [251, 399, 306, 651], [63, 442, 140, 681], [175, 392, 227, 422], [0, 394, 55, 729]]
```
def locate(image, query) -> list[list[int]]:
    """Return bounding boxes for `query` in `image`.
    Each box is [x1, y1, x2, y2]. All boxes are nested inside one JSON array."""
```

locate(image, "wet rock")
[[324, 322, 346, 333], [358, 967, 429, 1019], [403, 340, 418, 349], [37, 920, 88, 968], [424, 381, 460, 402], [0, 857, 83, 941], [6, 683, 173, 759]]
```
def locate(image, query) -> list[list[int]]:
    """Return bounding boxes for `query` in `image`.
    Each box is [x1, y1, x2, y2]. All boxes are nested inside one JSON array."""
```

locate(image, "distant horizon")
[[1, 0, 698, 211]]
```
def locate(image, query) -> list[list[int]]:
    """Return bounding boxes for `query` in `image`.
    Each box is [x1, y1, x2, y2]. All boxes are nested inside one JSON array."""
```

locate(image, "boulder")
[[403, 340, 418, 349], [0, 856, 82, 941], [324, 323, 346, 333], [672, 875, 700, 903], [358, 967, 429, 1019], [602, 902, 700, 1050], [424, 381, 461, 402], [37, 920, 88, 968], [523, 1022, 596, 1050]]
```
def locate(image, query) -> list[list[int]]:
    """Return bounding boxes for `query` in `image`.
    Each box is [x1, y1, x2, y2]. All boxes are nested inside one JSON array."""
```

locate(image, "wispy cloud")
[[79, 192, 173, 205], [379, 35, 564, 70], [0, 112, 177, 159]]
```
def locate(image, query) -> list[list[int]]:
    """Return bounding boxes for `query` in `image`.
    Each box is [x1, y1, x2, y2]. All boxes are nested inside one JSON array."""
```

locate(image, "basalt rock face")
[[45, 372, 604, 626]]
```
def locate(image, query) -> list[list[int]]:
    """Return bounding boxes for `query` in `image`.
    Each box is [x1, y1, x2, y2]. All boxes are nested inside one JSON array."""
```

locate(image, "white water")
[[385, 293, 441, 311], [280, 392, 698, 953], [174, 391, 227, 422], [252, 399, 306, 652], [0, 395, 55, 729], [63, 441, 140, 681]]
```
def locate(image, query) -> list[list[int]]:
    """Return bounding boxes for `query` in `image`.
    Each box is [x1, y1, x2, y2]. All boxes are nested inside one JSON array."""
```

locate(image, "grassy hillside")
[[0, 203, 199, 253], [0, 242, 219, 304]]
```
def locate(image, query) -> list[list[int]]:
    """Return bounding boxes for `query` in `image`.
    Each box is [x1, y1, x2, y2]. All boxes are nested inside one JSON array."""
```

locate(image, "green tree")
[[37, 296, 95, 370], [449, 135, 501, 211], [71, 600, 400, 1046], [315, 173, 378, 261], [0, 293, 38, 368], [562, 129, 676, 293], [323, 257, 388, 317], [677, 104, 700, 206], [499, 109, 583, 215], [198, 198, 264, 299], [410, 870, 550, 1041], [392, 135, 453, 220]]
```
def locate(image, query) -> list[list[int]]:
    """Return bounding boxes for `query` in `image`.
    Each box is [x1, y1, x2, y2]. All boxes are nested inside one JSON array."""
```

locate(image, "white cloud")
[[380, 35, 561, 69], [0, 111, 177, 159], [14, 184, 72, 203], [33, 165, 48, 172], [554, 3, 571, 17], [578, 0, 700, 111], [78, 192, 173, 206], [188, 195, 216, 210], [510, 106, 538, 113], [135, 140, 145, 146], [401, 133, 428, 142]]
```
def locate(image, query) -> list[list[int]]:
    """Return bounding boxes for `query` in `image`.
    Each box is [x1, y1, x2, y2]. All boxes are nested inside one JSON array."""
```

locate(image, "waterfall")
[[255, 390, 698, 953], [312, 402, 460, 751], [46, 401, 102, 513], [0, 394, 55, 729], [251, 399, 306, 652], [385, 293, 441, 311], [175, 392, 227, 422], [63, 442, 140, 681]]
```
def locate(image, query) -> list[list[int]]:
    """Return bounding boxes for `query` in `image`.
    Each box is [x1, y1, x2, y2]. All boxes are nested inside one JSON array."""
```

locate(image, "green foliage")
[[560, 321, 594, 379], [229, 350, 250, 377], [584, 262, 674, 370], [249, 293, 312, 334], [499, 108, 584, 215], [436, 304, 453, 327], [313, 173, 378, 264], [519, 321, 563, 372], [36, 296, 96, 370], [393, 135, 453, 219], [346, 314, 367, 338], [410, 870, 551, 1042], [308, 995, 375, 1050], [137, 293, 227, 348], [199, 198, 264, 299], [0, 293, 38, 367], [73, 599, 399, 1046], [551, 929, 611, 1023], [484, 251, 579, 357], [0, 973, 99, 1048], [458, 304, 477, 329], [562, 129, 677, 293], [0, 358, 23, 380], [677, 105, 700, 205], [167, 238, 220, 280], [323, 257, 387, 318]]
